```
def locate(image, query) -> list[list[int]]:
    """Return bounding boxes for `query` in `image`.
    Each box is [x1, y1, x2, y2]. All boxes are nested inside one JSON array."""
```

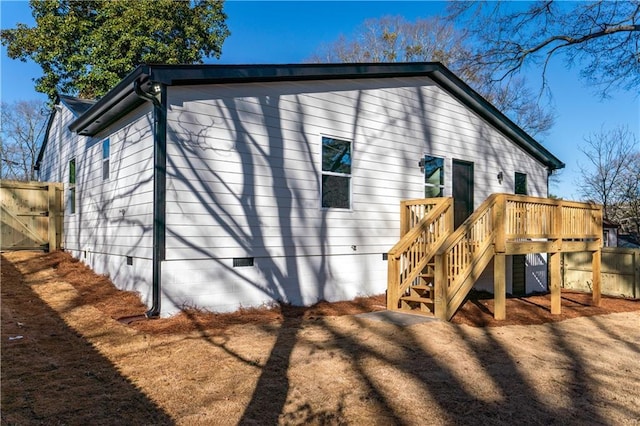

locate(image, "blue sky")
[[2, 1, 638, 200]]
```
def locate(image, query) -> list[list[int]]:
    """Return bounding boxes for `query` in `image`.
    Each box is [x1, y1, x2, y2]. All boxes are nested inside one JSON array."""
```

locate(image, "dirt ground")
[[2, 251, 640, 425]]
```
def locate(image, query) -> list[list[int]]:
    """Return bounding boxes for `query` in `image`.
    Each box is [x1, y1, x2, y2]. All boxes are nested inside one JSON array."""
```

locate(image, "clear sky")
[[2, 0, 638, 200]]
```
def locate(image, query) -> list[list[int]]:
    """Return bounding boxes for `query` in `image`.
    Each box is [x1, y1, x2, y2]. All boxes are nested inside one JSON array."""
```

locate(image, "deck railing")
[[387, 198, 453, 310], [399, 198, 443, 237], [388, 193, 603, 321], [434, 195, 499, 320]]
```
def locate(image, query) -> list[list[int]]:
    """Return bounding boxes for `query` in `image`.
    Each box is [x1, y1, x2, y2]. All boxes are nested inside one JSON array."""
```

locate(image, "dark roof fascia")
[[145, 62, 443, 86], [34, 96, 60, 171], [427, 66, 565, 171], [68, 62, 564, 170], [68, 66, 152, 136], [69, 63, 443, 136]]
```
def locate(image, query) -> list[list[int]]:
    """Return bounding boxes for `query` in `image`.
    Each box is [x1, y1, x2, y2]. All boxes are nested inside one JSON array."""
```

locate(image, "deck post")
[[494, 253, 506, 320], [387, 254, 400, 310], [549, 251, 561, 314], [400, 201, 409, 237], [493, 194, 506, 254], [434, 254, 448, 320], [592, 249, 601, 306]]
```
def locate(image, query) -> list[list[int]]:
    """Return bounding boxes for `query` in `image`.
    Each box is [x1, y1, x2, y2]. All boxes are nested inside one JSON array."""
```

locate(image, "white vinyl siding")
[[40, 75, 553, 316], [39, 103, 156, 304], [160, 77, 550, 314]]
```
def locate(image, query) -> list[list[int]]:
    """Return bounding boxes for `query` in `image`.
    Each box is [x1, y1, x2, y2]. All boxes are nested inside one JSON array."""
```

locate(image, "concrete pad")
[[354, 310, 440, 326]]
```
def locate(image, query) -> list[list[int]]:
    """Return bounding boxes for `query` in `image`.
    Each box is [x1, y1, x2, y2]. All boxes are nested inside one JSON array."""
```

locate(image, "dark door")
[[512, 172, 528, 296], [452, 160, 474, 228]]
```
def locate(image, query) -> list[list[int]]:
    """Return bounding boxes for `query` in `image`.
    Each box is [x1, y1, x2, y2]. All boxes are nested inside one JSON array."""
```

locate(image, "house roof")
[[68, 62, 564, 170], [34, 95, 96, 171], [59, 94, 96, 116]]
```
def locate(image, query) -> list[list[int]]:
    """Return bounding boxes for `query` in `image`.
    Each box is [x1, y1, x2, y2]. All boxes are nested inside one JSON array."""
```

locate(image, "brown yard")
[[2, 251, 640, 425]]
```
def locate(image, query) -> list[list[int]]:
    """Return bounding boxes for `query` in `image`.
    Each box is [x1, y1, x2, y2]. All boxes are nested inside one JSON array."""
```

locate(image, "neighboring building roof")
[[61, 62, 562, 171], [603, 218, 621, 229]]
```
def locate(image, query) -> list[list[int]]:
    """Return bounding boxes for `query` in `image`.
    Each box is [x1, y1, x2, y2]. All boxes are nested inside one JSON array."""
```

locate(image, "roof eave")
[[68, 62, 565, 170], [69, 66, 151, 136], [428, 67, 565, 171]]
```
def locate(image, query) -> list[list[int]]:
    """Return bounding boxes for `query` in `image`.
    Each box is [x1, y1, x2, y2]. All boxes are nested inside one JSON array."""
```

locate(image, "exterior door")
[[452, 160, 474, 228], [512, 172, 528, 296]]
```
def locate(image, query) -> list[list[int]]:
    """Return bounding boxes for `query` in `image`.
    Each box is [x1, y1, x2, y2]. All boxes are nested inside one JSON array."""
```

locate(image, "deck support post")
[[387, 255, 399, 310], [592, 249, 601, 306], [549, 251, 561, 315], [434, 254, 448, 320], [494, 253, 506, 320]]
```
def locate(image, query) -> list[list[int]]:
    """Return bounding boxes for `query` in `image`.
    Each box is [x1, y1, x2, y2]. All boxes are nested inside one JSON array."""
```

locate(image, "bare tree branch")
[[307, 15, 555, 137], [449, 1, 640, 97], [0, 100, 48, 181]]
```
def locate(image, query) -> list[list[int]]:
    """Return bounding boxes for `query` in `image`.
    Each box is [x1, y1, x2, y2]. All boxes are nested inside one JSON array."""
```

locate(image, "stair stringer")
[[435, 242, 495, 321], [433, 194, 500, 321]]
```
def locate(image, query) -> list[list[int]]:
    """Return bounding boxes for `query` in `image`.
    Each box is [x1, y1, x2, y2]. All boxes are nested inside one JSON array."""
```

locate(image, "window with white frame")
[[102, 138, 110, 181], [69, 158, 76, 214], [424, 155, 444, 197], [321, 136, 351, 209]]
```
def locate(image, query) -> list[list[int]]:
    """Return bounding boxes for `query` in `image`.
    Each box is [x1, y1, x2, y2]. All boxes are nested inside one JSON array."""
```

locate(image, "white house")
[[36, 63, 564, 317]]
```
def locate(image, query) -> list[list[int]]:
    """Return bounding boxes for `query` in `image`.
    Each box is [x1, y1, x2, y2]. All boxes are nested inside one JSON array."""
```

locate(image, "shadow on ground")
[[1, 255, 174, 425]]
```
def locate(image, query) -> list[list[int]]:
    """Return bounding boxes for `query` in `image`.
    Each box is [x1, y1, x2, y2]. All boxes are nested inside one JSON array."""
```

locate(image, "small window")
[[424, 156, 444, 197], [102, 138, 110, 180], [515, 172, 527, 195], [69, 158, 76, 214], [321, 136, 351, 209]]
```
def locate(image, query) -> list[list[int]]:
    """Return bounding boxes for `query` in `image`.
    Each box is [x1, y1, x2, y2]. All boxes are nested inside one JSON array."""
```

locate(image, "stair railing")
[[387, 198, 453, 310], [434, 194, 500, 320]]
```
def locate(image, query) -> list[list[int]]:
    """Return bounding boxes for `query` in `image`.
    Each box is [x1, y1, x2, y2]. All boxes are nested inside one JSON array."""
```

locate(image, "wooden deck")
[[387, 194, 603, 321]]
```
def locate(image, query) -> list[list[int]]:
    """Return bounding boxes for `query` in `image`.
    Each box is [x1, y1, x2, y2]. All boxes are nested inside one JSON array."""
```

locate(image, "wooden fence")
[[562, 247, 640, 299], [0, 180, 63, 251]]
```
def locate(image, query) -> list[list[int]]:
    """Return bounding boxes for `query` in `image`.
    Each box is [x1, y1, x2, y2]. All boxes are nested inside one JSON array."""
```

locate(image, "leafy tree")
[[1, 0, 230, 100], [308, 15, 555, 137], [448, 1, 640, 96], [0, 100, 48, 181], [577, 126, 639, 235]]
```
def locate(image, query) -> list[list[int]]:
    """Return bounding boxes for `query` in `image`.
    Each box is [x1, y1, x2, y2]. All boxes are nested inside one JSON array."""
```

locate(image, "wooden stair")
[[399, 270, 435, 314], [388, 193, 603, 321]]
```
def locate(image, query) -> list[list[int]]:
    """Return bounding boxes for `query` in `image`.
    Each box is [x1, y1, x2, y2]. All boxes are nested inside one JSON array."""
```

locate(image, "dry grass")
[[3, 250, 640, 425]]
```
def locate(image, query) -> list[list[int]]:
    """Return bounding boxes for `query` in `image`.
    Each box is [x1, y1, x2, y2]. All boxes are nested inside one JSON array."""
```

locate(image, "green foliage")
[[1, 0, 230, 100]]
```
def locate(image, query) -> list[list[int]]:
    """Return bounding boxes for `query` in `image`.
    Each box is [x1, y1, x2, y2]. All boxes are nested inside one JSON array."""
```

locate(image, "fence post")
[[635, 250, 639, 299], [47, 184, 58, 251], [550, 251, 562, 314], [591, 249, 601, 306]]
